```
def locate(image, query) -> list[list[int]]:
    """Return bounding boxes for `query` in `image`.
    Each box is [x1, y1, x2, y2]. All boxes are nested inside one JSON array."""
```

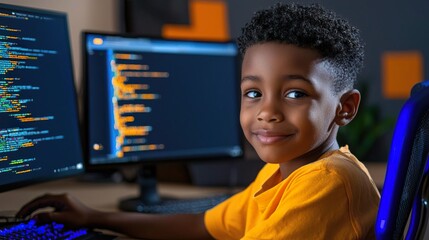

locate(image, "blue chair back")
[[376, 81, 429, 240]]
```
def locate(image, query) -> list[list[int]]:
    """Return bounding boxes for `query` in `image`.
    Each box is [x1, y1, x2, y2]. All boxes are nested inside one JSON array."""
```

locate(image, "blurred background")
[[1, 0, 427, 187]]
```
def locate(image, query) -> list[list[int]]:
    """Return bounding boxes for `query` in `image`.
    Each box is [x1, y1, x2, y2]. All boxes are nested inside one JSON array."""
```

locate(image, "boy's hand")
[[15, 193, 96, 228]]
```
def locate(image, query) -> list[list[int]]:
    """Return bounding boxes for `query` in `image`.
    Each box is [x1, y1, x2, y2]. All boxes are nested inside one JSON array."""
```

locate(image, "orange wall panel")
[[382, 51, 423, 99], [162, 0, 229, 41]]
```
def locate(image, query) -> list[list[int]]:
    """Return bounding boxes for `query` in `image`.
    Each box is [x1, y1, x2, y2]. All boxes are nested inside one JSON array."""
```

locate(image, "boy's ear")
[[335, 89, 361, 126]]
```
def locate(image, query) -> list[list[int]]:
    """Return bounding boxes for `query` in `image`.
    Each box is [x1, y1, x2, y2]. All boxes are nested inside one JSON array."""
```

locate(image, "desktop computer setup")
[[0, 2, 243, 239], [1, 2, 429, 240]]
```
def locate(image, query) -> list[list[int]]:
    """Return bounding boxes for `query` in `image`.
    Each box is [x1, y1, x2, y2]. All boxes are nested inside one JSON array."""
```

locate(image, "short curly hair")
[[237, 3, 364, 93]]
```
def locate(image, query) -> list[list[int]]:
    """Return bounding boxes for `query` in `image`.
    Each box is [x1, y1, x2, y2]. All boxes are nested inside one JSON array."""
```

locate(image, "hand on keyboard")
[[16, 193, 97, 229], [14, 192, 229, 239]]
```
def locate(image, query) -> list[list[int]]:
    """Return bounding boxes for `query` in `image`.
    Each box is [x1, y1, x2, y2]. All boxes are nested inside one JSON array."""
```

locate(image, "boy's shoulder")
[[252, 146, 379, 196], [317, 146, 370, 178], [294, 146, 379, 192]]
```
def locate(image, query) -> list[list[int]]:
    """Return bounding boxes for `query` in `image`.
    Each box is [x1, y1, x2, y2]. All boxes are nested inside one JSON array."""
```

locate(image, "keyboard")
[[125, 194, 231, 214], [0, 219, 116, 240]]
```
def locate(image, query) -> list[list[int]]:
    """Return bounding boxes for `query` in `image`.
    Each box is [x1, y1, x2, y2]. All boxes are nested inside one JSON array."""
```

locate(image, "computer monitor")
[[0, 4, 84, 192], [82, 32, 243, 212]]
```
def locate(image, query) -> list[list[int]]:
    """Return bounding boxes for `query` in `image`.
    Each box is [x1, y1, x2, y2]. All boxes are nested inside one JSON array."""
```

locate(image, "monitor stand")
[[119, 165, 164, 211], [118, 164, 231, 214]]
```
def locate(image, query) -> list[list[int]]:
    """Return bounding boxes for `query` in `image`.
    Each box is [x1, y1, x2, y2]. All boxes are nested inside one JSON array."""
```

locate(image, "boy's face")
[[240, 43, 341, 164]]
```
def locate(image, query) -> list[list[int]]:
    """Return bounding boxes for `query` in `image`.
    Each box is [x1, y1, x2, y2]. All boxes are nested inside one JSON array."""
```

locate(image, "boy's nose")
[[257, 100, 284, 123]]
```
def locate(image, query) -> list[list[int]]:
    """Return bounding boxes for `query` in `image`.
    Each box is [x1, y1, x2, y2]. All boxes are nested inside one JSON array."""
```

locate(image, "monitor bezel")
[[81, 31, 244, 171], [0, 3, 85, 193]]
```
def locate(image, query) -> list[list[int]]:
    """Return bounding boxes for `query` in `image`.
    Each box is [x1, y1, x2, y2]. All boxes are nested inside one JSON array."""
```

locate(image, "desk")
[[0, 178, 240, 213]]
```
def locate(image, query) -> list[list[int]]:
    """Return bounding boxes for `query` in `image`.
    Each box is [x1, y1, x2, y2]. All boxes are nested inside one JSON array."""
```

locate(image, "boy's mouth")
[[252, 130, 294, 144]]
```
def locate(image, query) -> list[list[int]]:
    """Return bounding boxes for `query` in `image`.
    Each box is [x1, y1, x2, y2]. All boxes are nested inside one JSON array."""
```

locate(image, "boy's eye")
[[286, 90, 307, 99], [245, 90, 261, 99]]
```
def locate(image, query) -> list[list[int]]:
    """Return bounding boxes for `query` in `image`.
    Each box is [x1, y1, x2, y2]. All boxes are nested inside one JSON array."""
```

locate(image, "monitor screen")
[[82, 32, 243, 212], [83, 32, 243, 167], [0, 4, 84, 192]]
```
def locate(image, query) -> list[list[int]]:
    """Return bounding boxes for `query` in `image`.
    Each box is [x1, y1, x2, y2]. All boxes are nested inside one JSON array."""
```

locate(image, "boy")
[[17, 3, 380, 239]]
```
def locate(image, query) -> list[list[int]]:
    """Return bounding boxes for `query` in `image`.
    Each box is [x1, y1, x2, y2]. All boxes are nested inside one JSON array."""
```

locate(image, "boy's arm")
[[16, 193, 214, 240]]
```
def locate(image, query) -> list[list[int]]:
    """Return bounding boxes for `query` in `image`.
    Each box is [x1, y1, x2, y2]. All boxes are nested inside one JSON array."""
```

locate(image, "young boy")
[[17, 3, 380, 239]]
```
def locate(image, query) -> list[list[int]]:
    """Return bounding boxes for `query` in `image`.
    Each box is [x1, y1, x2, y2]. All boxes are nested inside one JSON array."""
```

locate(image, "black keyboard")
[[127, 194, 231, 214], [0, 219, 116, 240]]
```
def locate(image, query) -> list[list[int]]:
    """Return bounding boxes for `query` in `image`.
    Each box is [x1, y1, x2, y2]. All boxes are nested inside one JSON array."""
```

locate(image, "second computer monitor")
[[0, 3, 84, 193], [83, 32, 243, 168]]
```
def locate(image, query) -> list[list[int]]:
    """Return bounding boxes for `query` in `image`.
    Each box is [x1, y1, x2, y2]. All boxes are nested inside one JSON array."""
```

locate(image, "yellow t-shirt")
[[204, 146, 380, 240]]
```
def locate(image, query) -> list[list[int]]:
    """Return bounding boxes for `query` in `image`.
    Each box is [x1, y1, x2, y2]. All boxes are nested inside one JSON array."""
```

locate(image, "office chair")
[[376, 80, 429, 240]]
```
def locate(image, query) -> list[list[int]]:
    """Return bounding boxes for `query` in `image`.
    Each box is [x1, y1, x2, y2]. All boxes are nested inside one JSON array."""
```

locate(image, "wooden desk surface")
[[0, 178, 239, 213]]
